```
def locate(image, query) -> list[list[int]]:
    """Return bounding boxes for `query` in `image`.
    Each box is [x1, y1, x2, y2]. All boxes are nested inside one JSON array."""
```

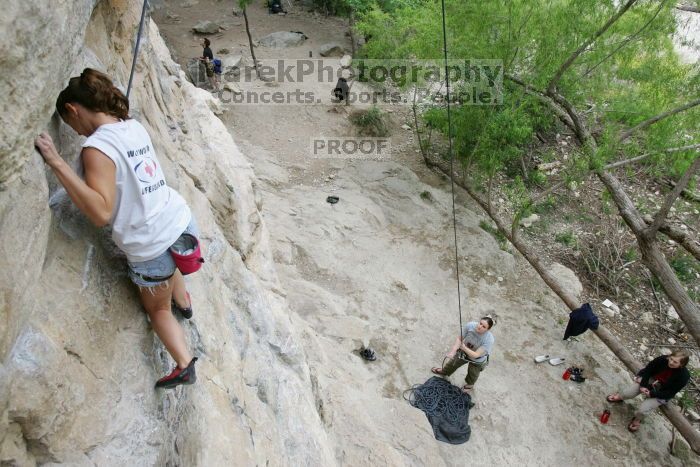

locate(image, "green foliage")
[[349, 105, 390, 136], [356, 0, 699, 184], [528, 170, 547, 187], [600, 189, 614, 215], [670, 253, 700, 285], [532, 195, 557, 215], [308, 0, 417, 17], [555, 230, 576, 247], [622, 247, 638, 262], [419, 190, 433, 200], [677, 390, 695, 412]]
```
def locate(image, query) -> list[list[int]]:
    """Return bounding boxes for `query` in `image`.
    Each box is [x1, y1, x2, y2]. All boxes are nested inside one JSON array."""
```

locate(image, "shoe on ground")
[[155, 357, 198, 389], [570, 374, 586, 383], [360, 347, 376, 361]]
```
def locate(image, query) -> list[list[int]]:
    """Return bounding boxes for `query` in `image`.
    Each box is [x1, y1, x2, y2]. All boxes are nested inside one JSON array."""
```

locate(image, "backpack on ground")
[[212, 58, 222, 74]]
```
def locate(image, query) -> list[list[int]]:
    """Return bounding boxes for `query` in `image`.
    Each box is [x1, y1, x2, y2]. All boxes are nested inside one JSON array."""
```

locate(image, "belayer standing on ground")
[[35, 68, 199, 389], [606, 350, 691, 433], [200, 38, 219, 91], [431, 317, 495, 393]]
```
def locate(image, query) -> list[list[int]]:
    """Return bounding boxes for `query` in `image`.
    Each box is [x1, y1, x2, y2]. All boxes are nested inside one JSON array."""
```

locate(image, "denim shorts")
[[128, 218, 199, 288]]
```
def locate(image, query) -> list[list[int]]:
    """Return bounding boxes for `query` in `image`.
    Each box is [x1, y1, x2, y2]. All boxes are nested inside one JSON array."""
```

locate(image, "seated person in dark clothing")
[[606, 350, 691, 433]]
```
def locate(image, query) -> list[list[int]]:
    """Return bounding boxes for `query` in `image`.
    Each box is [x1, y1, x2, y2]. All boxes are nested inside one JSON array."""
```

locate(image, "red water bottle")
[[600, 410, 610, 424], [562, 368, 571, 380]]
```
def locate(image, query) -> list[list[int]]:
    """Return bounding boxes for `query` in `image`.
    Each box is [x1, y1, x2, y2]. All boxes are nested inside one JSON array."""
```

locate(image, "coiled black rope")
[[403, 377, 471, 425]]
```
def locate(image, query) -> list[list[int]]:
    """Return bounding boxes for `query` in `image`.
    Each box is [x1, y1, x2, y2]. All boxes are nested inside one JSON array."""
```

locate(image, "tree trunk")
[[619, 98, 700, 142], [644, 215, 700, 261], [676, 4, 700, 14], [597, 170, 700, 347], [639, 237, 700, 336], [242, 7, 260, 79], [645, 156, 700, 236]]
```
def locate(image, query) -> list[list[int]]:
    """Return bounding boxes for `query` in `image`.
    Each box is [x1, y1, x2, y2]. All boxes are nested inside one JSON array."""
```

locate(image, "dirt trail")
[[154, 2, 698, 464]]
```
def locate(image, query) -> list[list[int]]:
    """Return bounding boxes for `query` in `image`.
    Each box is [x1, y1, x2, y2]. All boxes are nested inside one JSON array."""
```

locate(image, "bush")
[[555, 230, 576, 247], [670, 254, 700, 284], [349, 106, 390, 136]]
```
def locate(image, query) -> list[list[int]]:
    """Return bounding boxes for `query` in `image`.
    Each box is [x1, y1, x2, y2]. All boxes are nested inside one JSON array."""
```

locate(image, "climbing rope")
[[439, 0, 464, 338], [404, 377, 471, 424], [126, 0, 149, 99]]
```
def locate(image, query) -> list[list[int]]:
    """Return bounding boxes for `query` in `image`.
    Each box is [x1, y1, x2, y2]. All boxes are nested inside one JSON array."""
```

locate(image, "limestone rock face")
[[548, 262, 583, 300], [192, 20, 219, 34], [0, 0, 98, 188], [319, 42, 345, 57], [0, 1, 332, 465], [186, 57, 208, 87], [258, 31, 307, 48]]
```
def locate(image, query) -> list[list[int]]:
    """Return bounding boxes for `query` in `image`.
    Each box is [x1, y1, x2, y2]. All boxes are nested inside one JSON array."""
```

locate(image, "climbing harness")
[[126, 0, 149, 99]]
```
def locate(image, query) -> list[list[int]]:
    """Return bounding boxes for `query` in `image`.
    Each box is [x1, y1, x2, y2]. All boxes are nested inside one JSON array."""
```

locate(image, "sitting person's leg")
[[628, 398, 663, 432], [635, 398, 664, 420], [618, 383, 641, 400]]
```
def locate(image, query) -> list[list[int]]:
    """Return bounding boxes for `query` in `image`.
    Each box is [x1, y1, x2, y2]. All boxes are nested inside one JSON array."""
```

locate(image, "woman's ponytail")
[[56, 68, 129, 120]]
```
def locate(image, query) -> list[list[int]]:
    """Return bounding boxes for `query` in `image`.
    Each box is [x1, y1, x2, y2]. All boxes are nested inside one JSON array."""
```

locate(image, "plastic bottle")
[[600, 409, 610, 424]]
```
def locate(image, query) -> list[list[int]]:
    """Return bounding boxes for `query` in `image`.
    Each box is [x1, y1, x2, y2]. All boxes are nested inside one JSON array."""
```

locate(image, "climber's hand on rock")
[[35, 133, 62, 168]]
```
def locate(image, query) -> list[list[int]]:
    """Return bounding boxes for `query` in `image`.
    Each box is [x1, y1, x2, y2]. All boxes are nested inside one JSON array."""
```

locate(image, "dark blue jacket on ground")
[[563, 303, 599, 339]]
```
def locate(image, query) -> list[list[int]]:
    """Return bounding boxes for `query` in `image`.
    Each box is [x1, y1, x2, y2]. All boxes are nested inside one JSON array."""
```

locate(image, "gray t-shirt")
[[460, 321, 494, 363]]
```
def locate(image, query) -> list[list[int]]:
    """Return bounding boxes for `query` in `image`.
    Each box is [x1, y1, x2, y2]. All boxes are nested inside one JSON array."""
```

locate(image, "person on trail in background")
[[200, 38, 219, 91], [431, 317, 495, 393], [606, 350, 691, 433], [35, 68, 199, 389]]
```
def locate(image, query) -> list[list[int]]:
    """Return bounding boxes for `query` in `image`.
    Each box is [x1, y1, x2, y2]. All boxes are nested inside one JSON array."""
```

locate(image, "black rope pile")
[[404, 376, 472, 444]]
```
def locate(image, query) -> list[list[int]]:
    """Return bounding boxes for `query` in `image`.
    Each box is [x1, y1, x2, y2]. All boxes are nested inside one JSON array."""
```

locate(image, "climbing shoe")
[[172, 292, 193, 319], [359, 347, 377, 361], [155, 357, 198, 389]]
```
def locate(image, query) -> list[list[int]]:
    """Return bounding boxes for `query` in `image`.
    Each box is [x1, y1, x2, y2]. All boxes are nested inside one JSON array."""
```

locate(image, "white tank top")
[[83, 119, 191, 262]]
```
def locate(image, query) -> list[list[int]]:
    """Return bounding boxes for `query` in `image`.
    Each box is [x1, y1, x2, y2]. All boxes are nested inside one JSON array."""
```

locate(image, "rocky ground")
[[154, 0, 700, 464]]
